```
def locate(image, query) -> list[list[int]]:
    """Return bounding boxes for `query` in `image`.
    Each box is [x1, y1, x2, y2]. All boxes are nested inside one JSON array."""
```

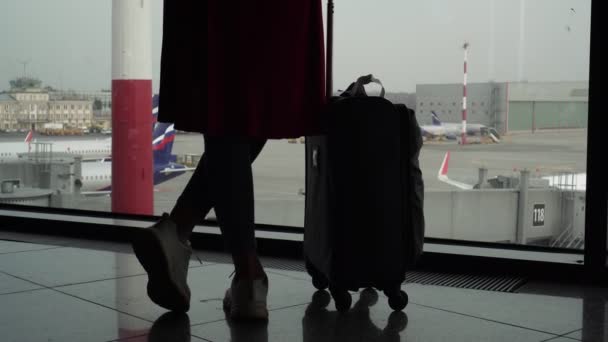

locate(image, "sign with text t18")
[[533, 204, 545, 226]]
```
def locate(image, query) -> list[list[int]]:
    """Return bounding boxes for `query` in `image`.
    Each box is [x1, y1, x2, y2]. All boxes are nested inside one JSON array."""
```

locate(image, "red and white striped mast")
[[111, 0, 154, 215], [461, 41, 469, 145]]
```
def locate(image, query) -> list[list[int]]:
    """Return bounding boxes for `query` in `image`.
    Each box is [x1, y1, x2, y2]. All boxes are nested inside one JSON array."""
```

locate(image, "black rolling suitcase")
[[303, 0, 425, 312]]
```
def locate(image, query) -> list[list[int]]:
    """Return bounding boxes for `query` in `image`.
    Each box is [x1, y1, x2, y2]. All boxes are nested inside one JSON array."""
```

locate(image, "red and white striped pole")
[[461, 42, 469, 145], [111, 0, 153, 215]]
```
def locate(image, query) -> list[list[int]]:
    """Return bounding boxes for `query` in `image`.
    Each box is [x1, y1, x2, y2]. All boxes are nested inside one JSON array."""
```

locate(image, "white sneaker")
[[223, 275, 269, 320], [132, 213, 192, 312]]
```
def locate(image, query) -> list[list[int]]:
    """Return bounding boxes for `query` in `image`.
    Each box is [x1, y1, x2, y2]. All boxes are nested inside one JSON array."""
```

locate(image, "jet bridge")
[[0, 142, 84, 208]]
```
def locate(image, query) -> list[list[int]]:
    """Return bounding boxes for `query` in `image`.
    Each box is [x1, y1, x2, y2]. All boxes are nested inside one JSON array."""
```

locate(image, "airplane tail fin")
[[438, 151, 451, 178], [437, 152, 474, 190], [153, 122, 175, 166], [151, 93, 176, 165], [431, 111, 442, 126], [24, 130, 33, 143], [152, 94, 159, 126], [488, 128, 501, 143]]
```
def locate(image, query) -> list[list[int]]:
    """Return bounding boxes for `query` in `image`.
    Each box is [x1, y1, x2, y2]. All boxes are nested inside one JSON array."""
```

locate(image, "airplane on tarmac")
[[79, 120, 196, 195], [437, 151, 586, 191], [0, 129, 111, 163], [420, 111, 501, 143], [0, 95, 194, 195], [0, 95, 165, 163]]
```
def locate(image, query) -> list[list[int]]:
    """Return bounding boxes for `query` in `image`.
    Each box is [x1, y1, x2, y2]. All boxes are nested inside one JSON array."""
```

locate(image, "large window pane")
[[0, 0, 591, 252], [0, 0, 307, 226], [326, 0, 589, 249]]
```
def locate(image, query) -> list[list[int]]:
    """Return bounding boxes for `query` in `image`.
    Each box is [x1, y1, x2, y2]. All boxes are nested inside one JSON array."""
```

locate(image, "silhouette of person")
[[132, 0, 326, 320]]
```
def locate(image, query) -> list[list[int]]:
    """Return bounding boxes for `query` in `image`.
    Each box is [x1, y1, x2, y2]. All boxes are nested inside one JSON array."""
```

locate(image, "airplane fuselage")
[[0, 139, 111, 163], [79, 160, 189, 193]]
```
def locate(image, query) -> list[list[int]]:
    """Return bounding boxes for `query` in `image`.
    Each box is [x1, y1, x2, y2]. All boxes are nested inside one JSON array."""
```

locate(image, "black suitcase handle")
[[327, 0, 334, 100]]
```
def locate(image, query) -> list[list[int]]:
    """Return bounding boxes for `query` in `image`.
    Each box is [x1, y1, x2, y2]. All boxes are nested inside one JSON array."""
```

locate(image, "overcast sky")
[[0, 0, 591, 93]]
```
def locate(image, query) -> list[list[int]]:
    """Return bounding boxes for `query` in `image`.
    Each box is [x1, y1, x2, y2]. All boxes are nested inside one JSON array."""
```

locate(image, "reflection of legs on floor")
[[148, 312, 191, 342], [226, 309, 269, 342]]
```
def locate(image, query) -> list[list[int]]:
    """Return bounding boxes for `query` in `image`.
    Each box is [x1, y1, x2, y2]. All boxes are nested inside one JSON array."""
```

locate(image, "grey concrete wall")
[[425, 189, 567, 244], [415, 81, 589, 135], [252, 188, 576, 245], [508, 82, 588, 102], [425, 190, 519, 242]]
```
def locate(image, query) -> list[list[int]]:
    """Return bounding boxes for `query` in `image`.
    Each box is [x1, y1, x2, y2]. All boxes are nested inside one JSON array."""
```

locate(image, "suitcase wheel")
[[359, 287, 379, 307], [385, 289, 409, 311], [330, 286, 352, 312], [305, 257, 329, 290], [312, 289, 332, 309], [312, 275, 329, 290]]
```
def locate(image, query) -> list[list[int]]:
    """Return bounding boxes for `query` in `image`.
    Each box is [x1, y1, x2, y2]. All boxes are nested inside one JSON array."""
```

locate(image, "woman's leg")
[[134, 134, 267, 313], [203, 135, 267, 281], [169, 150, 213, 242], [169, 134, 266, 245]]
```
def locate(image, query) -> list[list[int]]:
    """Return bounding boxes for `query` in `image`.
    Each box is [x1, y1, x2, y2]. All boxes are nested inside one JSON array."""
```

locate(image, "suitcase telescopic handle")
[[326, 0, 334, 100]]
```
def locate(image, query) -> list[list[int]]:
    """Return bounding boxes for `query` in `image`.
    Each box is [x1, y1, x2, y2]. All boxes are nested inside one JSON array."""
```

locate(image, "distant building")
[[385, 92, 417, 111], [0, 88, 93, 131], [53, 90, 112, 118], [51, 90, 112, 128], [0, 93, 18, 131], [416, 81, 588, 134]]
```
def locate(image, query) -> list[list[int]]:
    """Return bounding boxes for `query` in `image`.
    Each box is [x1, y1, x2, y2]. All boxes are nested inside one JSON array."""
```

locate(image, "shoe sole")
[[132, 228, 190, 312]]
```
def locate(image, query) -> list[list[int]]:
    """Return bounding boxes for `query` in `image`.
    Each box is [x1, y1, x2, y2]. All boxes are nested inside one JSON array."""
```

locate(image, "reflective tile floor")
[[0, 230, 607, 342]]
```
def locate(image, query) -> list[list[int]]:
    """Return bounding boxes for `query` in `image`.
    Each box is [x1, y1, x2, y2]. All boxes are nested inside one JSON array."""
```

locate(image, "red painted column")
[[111, 0, 153, 215]]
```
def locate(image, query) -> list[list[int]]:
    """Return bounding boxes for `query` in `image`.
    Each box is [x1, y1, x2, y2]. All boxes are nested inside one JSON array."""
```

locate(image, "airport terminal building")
[[416, 81, 588, 134], [0, 88, 93, 132]]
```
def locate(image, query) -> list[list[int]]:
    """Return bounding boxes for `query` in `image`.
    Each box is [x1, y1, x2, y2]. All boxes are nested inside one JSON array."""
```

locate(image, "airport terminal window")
[[0, 0, 591, 253]]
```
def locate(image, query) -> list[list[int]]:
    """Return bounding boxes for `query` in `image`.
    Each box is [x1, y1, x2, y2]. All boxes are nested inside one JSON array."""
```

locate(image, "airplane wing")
[[81, 156, 112, 162], [159, 167, 196, 174], [437, 152, 474, 190], [80, 190, 112, 196], [81, 188, 174, 196]]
